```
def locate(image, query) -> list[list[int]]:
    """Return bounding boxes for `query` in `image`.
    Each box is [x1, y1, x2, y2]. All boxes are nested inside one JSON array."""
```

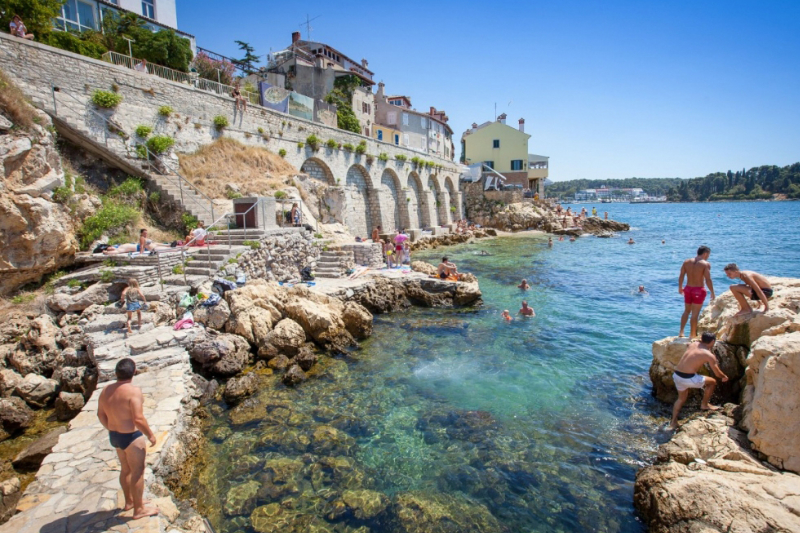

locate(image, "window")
[[402, 113, 409, 126], [403, 133, 409, 146], [511, 160, 523, 171], [377, 130, 383, 141], [56, 0, 97, 31], [394, 134, 399, 145], [421, 117, 427, 128], [492, 139, 500, 148], [387, 111, 397, 125], [484, 161, 495, 169], [142, 0, 155, 19]]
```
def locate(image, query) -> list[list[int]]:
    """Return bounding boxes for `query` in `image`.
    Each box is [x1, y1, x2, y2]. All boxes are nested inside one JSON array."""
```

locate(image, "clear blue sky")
[[176, 0, 800, 182]]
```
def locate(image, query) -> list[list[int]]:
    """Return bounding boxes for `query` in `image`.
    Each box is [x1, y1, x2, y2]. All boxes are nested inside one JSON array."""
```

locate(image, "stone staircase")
[[47, 90, 216, 226], [182, 244, 250, 277], [315, 249, 355, 279]]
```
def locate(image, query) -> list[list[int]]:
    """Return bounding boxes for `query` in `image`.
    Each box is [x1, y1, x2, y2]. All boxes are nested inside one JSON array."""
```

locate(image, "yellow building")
[[461, 115, 548, 194], [373, 124, 402, 147]]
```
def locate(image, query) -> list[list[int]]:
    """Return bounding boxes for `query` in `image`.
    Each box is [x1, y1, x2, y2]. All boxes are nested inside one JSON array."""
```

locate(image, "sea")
[[192, 201, 800, 533]]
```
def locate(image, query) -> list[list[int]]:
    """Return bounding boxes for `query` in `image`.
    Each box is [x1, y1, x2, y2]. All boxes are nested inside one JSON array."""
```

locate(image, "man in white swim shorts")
[[669, 331, 728, 430]]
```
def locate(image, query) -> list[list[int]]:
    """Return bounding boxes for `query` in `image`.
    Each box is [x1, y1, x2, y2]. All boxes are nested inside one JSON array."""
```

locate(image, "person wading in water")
[[678, 245, 715, 339]]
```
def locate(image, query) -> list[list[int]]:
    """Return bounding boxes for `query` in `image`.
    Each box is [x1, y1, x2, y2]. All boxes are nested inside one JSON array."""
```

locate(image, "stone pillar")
[[420, 190, 436, 228], [437, 191, 450, 224], [452, 191, 464, 221], [398, 189, 412, 231]]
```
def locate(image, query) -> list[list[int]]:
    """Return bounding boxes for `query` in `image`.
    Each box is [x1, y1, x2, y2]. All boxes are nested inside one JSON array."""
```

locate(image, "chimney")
[[518, 118, 525, 133], [376, 82, 385, 99], [430, 106, 435, 115], [292, 31, 301, 43], [472, 122, 478, 128], [497, 113, 507, 125], [361, 59, 368, 68]]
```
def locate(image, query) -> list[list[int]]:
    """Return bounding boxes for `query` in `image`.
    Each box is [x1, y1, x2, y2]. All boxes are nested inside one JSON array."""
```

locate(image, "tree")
[[233, 41, 259, 75], [324, 75, 363, 134], [193, 51, 235, 85], [0, 0, 64, 38]]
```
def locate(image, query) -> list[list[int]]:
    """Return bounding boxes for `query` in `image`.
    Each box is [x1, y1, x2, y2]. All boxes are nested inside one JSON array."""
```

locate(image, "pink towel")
[[173, 318, 194, 330]]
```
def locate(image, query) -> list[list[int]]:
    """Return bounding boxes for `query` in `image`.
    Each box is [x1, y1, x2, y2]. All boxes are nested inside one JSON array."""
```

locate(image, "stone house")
[[374, 84, 454, 160]]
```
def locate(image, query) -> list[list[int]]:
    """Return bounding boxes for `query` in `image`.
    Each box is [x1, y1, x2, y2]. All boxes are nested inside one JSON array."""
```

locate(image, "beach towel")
[[173, 318, 194, 330]]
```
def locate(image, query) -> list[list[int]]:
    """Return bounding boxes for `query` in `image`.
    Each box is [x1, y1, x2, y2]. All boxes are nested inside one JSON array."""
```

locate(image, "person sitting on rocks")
[[501, 310, 513, 321], [519, 301, 535, 316], [9, 15, 34, 40], [518, 279, 530, 290], [372, 225, 382, 244], [184, 221, 207, 247], [120, 278, 146, 333], [604, 212, 609, 220], [669, 332, 728, 430], [437, 256, 461, 281], [97, 358, 158, 520], [723, 263, 772, 315]]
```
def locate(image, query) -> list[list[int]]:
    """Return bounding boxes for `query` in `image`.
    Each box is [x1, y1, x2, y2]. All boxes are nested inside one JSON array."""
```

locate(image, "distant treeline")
[[546, 163, 800, 201]]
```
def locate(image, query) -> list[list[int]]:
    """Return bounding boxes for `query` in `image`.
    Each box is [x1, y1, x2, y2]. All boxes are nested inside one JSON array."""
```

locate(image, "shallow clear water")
[[192, 202, 800, 533]]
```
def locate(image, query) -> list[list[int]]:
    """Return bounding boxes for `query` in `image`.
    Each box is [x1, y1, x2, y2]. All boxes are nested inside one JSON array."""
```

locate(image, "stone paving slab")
[[0, 363, 193, 533]]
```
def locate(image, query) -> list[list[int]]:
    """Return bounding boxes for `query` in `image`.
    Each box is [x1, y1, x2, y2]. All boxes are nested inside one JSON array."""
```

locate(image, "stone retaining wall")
[[340, 243, 383, 268], [236, 231, 320, 282]]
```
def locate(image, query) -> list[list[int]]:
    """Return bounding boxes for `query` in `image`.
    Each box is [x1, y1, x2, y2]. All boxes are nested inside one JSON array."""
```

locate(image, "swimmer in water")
[[638, 285, 648, 294], [569, 236, 576, 242], [559, 236, 565, 242], [501, 310, 513, 321], [519, 301, 535, 317], [518, 279, 530, 290], [478, 250, 491, 256], [662, 240, 666, 244], [548, 237, 553, 247], [628, 238, 636, 245]]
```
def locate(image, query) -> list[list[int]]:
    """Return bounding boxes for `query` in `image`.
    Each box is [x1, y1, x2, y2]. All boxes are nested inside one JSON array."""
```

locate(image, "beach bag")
[[178, 293, 195, 309], [300, 266, 314, 281], [93, 243, 110, 254], [212, 278, 237, 295], [201, 293, 221, 307]]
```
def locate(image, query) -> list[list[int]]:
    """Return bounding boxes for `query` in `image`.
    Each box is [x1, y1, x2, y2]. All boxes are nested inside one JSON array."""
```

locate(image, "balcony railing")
[[101, 51, 259, 104]]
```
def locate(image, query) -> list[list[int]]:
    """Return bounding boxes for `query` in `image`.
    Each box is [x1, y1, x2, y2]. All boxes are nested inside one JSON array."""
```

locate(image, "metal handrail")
[[50, 86, 216, 224], [101, 51, 259, 105]]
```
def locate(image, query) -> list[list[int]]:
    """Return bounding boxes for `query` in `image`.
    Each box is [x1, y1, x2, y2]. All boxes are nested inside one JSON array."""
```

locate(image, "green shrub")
[[425, 160, 435, 168], [226, 190, 242, 199], [213, 115, 229, 129], [274, 191, 288, 200], [355, 142, 367, 155], [228, 258, 238, 264], [91, 90, 123, 109], [108, 177, 144, 198], [67, 278, 82, 289], [395, 154, 407, 162], [181, 213, 199, 232], [314, 232, 323, 239], [10, 294, 35, 305], [99, 270, 115, 283], [297, 142, 305, 149], [326, 139, 338, 149], [52, 186, 73, 204], [278, 149, 287, 158], [79, 201, 139, 248], [342, 143, 355, 152], [172, 264, 184, 275], [305, 134, 320, 150], [450, 205, 457, 213], [146, 135, 174, 154], [135, 145, 148, 159], [41, 31, 108, 59], [257, 127, 264, 134], [148, 191, 161, 203], [135, 125, 152, 138], [242, 240, 261, 249], [378, 152, 389, 162], [158, 106, 173, 117]]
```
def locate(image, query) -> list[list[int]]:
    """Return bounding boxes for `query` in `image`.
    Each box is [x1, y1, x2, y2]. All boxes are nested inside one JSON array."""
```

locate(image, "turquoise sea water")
[[194, 201, 800, 533]]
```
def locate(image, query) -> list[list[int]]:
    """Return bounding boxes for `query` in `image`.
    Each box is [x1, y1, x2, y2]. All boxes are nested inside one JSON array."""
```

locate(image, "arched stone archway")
[[380, 168, 403, 231], [407, 172, 424, 229], [300, 157, 335, 184], [344, 164, 374, 237], [428, 176, 443, 226]]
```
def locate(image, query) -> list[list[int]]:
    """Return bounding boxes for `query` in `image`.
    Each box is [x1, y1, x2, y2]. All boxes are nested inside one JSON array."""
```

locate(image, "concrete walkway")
[[0, 346, 194, 533]]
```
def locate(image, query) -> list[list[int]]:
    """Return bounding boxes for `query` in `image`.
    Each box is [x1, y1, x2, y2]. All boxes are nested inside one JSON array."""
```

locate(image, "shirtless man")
[[669, 332, 728, 429], [723, 263, 772, 315], [519, 301, 535, 316], [437, 256, 459, 280], [678, 246, 715, 339], [371, 226, 382, 243], [518, 279, 530, 290], [97, 359, 158, 519]]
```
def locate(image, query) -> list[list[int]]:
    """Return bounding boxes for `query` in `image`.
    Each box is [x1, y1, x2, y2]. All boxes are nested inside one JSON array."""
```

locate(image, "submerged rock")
[[12, 426, 66, 469], [0, 397, 33, 440], [388, 491, 504, 533], [222, 372, 258, 405], [223, 479, 261, 516], [250, 503, 333, 533], [282, 365, 307, 387]]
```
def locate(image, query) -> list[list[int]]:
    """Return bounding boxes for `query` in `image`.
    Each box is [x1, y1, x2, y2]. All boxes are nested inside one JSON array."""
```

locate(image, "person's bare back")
[[680, 257, 711, 288], [669, 332, 729, 429], [675, 342, 717, 375], [678, 246, 715, 338], [99, 382, 139, 432]]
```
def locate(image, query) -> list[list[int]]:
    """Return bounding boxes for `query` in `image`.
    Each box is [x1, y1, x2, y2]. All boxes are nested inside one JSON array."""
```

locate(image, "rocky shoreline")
[[636, 277, 800, 532]]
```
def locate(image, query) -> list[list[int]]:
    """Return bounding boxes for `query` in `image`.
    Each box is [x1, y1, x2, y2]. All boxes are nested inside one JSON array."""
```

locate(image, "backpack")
[[212, 278, 237, 295], [300, 266, 315, 281]]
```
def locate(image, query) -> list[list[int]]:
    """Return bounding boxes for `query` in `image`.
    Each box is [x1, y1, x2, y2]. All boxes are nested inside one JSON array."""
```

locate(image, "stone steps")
[[97, 346, 189, 382], [81, 312, 155, 334], [89, 324, 200, 362], [184, 266, 217, 276]]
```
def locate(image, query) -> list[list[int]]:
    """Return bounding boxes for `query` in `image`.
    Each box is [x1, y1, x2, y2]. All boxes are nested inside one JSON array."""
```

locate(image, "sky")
[[176, 0, 800, 182]]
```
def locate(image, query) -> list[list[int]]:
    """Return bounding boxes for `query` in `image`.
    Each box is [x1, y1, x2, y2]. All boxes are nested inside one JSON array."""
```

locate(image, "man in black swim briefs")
[[98, 358, 158, 519], [723, 263, 773, 315]]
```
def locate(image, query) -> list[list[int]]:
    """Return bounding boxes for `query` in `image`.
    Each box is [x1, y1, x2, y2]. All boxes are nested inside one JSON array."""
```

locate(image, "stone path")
[[0, 311, 197, 533]]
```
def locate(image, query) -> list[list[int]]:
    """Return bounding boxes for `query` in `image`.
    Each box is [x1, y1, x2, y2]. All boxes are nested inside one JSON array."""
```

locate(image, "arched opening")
[[344, 164, 374, 238], [380, 168, 402, 232], [444, 176, 457, 223], [300, 157, 335, 184], [407, 172, 424, 229], [428, 175, 443, 226]]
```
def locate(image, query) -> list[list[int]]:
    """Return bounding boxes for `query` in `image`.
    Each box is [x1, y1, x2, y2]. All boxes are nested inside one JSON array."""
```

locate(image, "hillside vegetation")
[[178, 138, 298, 199], [547, 163, 800, 201]]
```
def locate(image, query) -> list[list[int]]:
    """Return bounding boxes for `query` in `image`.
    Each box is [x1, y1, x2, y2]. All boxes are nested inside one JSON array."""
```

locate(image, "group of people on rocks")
[[454, 219, 478, 234], [369, 226, 411, 268], [670, 245, 773, 429], [101, 223, 208, 255], [554, 204, 609, 229]]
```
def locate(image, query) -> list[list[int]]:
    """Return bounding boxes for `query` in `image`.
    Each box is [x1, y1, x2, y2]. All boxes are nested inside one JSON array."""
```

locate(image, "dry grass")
[[178, 138, 298, 200], [0, 68, 38, 131]]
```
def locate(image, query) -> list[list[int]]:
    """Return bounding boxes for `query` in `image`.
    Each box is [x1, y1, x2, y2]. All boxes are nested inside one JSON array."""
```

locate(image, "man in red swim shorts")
[[678, 246, 715, 339]]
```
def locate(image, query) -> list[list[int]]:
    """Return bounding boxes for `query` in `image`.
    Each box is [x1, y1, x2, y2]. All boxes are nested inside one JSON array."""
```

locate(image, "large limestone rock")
[[581, 217, 631, 234], [635, 414, 800, 533], [0, 369, 22, 397], [0, 477, 21, 524], [193, 299, 231, 330], [45, 282, 114, 312], [223, 372, 258, 405], [283, 286, 355, 352], [54, 391, 85, 421], [0, 397, 33, 441], [189, 333, 252, 377], [0, 112, 89, 295], [743, 332, 800, 473], [15, 373, 59, 407], [404, 278, 482, 308], [350, 276, 410, 314], [260, 318, 306, 357], [410, 261, 437, 277], [342, 301, 373, 340]]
